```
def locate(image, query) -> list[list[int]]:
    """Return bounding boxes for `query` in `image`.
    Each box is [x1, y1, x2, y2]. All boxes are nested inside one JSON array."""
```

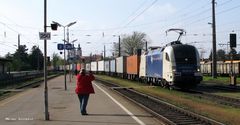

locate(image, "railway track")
[[184, 89, 240, 108], [0, 74, 61, 101], [183, 84, 240, 108], [96, 78, 224, 125], [198, 84, 240, 92]]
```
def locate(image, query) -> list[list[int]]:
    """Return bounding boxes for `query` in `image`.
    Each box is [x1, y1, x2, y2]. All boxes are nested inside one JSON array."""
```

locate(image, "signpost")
[[39, 32, 51, 40], [65, 43, 73, 50], [57, 43, 73, 50], [57, 44, 64, 50], [43, 0, 49, 120]]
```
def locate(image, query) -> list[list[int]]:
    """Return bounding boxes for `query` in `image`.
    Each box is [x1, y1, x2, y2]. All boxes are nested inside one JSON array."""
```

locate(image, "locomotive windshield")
[[172, 45, 197, 64]]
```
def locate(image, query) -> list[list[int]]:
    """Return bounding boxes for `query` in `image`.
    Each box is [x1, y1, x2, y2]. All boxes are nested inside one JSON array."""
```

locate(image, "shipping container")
[[104, 60, 110, 72], [126, 55, 140, 75], [91, 61, 98, 71], [139, 54, 146, 77], [86, 63, 91, 71], [97, 60, 104, 72], [70, 64, 76, 71], [66, 65, 70, 70], [116, 56, 127, 74], [58, 65, 64, 71], [200, 61, 240, 76], [146, 49, 163, 78], [77, 63, 81, 71], [110, 59, 116, 73], [81, 63, 85, 70]]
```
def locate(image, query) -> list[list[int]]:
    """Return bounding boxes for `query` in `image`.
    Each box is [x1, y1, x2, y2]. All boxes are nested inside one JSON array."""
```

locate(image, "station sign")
[[39, 32, 51, 40], [57, 44, 64, 50], [65, 43, 73, 50], [57, 43, 73, 50]]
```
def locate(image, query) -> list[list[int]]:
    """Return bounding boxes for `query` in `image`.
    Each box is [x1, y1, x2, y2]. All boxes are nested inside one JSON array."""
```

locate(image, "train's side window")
[[166, 53, 170, 61]]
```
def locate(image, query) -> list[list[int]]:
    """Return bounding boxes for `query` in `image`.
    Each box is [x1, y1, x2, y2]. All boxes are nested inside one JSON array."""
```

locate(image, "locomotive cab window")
[[165, 53, 170, 61], [173, 45, 197, 64]]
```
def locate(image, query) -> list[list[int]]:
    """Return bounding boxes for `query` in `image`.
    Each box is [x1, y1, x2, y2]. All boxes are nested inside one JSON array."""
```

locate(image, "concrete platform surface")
[[0, 75, 164, 125]]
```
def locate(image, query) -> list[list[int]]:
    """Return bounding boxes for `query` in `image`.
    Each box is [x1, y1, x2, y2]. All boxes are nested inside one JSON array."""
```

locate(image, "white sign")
[[39, 32, 51, 40]]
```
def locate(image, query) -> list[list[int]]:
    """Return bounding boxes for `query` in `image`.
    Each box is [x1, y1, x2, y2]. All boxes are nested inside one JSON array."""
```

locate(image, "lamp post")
[[69, 39, 77, 82], [52, 21, 76, 90]]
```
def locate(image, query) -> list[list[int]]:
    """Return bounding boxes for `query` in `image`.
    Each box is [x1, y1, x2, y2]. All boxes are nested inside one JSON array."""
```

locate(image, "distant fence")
[[0, 70, 62, 88]]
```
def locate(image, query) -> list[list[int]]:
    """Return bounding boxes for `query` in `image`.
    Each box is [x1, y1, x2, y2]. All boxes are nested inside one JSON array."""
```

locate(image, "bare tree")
[[120, 31, 147, 56]]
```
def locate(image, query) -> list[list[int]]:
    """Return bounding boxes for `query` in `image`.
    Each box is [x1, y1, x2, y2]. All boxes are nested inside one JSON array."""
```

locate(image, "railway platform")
[[0, 75, 163, 125]]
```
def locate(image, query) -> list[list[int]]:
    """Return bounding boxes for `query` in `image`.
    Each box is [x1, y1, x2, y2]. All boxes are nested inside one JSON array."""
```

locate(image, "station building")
[[0, 57, 11, 74]]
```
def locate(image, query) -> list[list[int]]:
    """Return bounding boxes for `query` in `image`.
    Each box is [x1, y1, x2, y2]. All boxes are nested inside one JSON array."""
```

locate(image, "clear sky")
[[0, 0, 240, 59]]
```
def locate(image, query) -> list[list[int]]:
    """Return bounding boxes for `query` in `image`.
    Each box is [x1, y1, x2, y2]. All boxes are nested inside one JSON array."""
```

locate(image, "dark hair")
[[80, 69, 86, 75]]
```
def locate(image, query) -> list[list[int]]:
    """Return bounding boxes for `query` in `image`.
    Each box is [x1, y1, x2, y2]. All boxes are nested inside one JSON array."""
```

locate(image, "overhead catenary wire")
[[117, 0, 149, 27], [183, 3, 240, 27], [76, 1, 210, 35], [1, 1, 235, 34], [0, 20, 40, 50], [147, 0, 237, 36], [120, 0, 159, 30], [93, 0, 160, 54], [71, 0, 234, 33], [70, 1, 209, 33]]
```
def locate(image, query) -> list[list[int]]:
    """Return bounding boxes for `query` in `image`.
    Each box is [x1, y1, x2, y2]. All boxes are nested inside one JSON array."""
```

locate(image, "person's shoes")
[[81, 112, 88, 115]]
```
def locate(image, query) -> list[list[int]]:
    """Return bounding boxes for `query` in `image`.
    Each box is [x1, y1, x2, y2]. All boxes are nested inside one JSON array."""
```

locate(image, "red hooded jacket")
[[75, 73, 95, 94]]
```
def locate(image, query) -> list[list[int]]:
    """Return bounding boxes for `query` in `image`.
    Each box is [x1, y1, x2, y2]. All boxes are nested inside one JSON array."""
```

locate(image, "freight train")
[[80, 41, 202, 88], [200, 60, 240, 76], [68, 29, 203, 88]]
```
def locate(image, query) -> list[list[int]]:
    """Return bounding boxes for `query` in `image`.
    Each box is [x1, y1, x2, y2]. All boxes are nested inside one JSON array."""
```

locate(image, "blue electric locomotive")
[[140, 29, 202, 88]]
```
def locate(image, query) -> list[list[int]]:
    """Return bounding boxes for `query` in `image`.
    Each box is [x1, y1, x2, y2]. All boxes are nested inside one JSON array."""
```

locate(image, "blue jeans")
[[77, 94, 89, 114]]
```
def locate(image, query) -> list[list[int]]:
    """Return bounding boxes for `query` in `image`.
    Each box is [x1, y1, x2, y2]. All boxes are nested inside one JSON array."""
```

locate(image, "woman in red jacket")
[[75, 69, 95, 115]]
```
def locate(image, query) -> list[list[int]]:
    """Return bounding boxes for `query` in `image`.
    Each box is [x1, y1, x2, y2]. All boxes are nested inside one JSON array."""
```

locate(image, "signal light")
[[51, 23, 58, 30], [230, 33, 237, 48]]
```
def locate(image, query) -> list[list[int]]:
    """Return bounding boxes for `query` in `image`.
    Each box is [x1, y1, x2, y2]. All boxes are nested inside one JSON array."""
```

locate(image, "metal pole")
[[64, 27, 67, 90], [145, 41, 148, 51], [67, 27, 71, 83], [230, 48, 234, 85], [38, 45, 40, 71], [44, 0, 49, 120], [230, 48, 233, 75], [18, 34, 20, 49], [72, 44, 75, 78], [212, 0, 217, 78], [104, 45, 106, 60], [118, 36, 121, 57]]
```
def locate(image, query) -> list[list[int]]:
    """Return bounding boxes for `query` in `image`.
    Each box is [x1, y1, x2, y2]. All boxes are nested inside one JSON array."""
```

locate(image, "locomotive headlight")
[[172, 66, 176, 72], [197, 68, 200, 72], [197, 66, 200, 72]]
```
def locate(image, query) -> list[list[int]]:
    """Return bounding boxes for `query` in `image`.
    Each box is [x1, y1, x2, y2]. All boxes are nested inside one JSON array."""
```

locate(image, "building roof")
[[0, 57, 12, 62]]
